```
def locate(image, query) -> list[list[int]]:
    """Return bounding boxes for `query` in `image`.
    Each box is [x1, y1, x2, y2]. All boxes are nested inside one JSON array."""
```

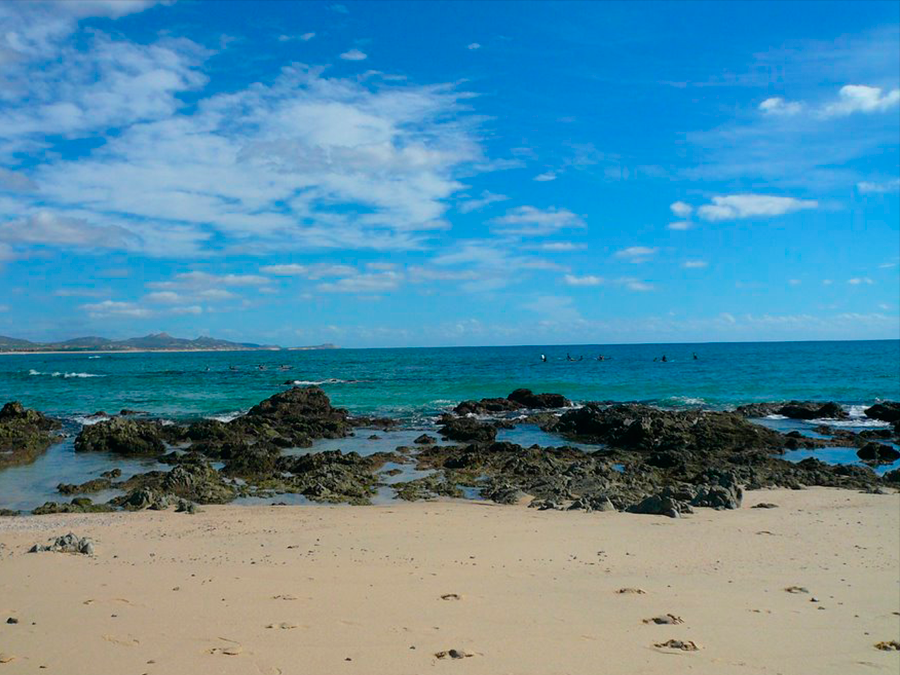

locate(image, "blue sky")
[[0, 0, 897, 347]]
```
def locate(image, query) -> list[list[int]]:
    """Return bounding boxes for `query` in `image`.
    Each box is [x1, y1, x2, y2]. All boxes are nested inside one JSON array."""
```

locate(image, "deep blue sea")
[[1, 340, 898, 511]]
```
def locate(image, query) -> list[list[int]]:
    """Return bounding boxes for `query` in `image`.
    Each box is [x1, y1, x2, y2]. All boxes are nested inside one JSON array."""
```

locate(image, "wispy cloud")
[[490, 206, 585, 237], [457, 191, 508, 213], [614, 246, 657, 263], [696, 194, 818, 221], [857, 178, 900, 194], [467, 43, 481, 50], [682, 260, 707, 269], [340, 48, 367, 61], [670, 201, 693, 217]]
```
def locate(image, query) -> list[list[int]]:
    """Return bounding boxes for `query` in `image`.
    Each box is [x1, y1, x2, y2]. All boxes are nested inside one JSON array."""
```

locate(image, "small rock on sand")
[[643, 614, 683, 625], [875, 640, 900, 651], [29, 533, 94, 555], [440, 593, 461, 601], [654, 639, 699, 651], [435, 649, 471, 659], [0, 653, 15, 664], [616, 587, 647, 594], [752, 503, 779, 509]]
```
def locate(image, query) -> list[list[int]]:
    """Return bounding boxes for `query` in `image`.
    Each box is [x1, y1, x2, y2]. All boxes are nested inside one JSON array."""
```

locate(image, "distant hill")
[[0, 332, 302, 353]]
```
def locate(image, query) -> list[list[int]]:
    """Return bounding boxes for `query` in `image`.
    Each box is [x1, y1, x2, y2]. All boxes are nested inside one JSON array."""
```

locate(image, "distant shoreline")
[[0, 347, 326, 355]]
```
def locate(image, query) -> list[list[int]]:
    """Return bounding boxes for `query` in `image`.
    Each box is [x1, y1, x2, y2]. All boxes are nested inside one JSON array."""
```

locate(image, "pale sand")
[[0, 488, 898, 674]]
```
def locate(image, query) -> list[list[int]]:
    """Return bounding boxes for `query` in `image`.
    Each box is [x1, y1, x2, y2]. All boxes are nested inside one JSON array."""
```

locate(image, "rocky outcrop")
[[113, 456, 237, 507], [735, 401, 847, 420], [74, 417, 167, 456], [453, 389, 571, 416], [864, 402, 900, 424], [32, 498, 114, 515], [554, 404, 786, 453], [0, 401, 62, 470]]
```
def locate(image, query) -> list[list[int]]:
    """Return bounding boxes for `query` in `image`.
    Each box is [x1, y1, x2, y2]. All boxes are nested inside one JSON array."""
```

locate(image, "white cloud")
[[848, 277, 874, 285], [0, 211, 139, 248], [614, 246, 657, 263], [458, 191, 508, 213], [682, 260, 707, 269], [144, 291, 181, 304], [467, 43, 481, 50], [822, 279, 833, 285], [563, 274, 653, 291], [278, 32, 315, 42], [340, 48, 367, 61], [697, 194, 818, 221], [670, 201, 693, 217], [147, 271, 271, 291], [564, 274, 603, 287], [260, 263, 356, 278], [788, 278, 801, 286], [0, 168, 37, 192], [533, 172, 556, 182], [857, 178, 900, 194], [490, 206, 585, 237], [759, 97, 803, 116], [539, 241, 585, 251], [667, 221, 692, 231], [80, 300, 154, 318], [821, 85, 900, 118], [318, 271, 402, 293]]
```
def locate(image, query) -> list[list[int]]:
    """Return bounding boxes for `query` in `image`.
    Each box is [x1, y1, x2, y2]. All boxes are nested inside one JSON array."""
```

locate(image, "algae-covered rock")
[[74, 417, 167, 456]]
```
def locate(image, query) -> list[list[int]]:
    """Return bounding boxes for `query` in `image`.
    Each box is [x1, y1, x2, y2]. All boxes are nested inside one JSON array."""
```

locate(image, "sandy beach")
[[0, 487, 897, 675]]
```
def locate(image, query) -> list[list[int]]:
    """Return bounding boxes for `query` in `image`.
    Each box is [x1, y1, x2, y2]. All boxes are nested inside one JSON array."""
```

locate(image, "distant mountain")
[[0, 332, 294, 353]]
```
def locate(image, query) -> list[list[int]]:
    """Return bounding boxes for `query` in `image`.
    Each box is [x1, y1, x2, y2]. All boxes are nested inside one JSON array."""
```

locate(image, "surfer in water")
[[541, 354, 547, 362], [661, 355, 668, 363], [692, 352, 698, 360]]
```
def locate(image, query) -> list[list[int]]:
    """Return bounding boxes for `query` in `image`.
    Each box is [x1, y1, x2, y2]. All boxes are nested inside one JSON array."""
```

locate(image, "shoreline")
[[1, 488, 898, 674]]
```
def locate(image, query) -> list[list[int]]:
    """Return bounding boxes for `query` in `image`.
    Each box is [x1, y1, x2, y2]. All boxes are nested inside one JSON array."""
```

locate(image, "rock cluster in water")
[[0, 402, 62, 470], [1, 389, 897, 517]]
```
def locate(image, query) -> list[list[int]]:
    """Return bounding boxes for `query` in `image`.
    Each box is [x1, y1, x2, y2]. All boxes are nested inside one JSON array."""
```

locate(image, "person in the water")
[[541, 354, 547, 362], [566, 353, 573, 361], [661, 355, 667, 362], [692, 352, 698, 360]]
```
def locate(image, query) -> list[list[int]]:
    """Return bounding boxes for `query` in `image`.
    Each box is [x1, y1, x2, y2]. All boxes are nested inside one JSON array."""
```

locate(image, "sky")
[[0, 0, 898, 348]]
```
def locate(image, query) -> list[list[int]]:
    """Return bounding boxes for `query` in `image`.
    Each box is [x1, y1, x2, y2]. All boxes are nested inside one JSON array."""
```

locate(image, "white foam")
[[74, 414, 111, 426], [812, 417, 890, 429], [289, 378, 352, 385], [29, 370, 103, 378], [764, 414, 788, 420], [670, 396, 705, 405], [206, 411, 244, 423]]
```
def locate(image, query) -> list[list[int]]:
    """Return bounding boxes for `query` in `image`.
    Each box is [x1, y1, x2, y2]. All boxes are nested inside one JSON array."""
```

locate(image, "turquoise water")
[[2, 340, 897, 422], [1, 340, 897, 511]]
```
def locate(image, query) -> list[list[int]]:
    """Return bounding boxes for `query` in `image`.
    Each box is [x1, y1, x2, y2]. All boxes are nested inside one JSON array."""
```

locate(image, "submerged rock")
[[0, 401, 62, 470], [857, 442, 900, 464]]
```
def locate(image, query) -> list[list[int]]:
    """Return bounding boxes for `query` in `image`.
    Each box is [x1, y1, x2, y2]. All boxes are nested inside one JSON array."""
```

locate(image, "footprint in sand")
[[643, 614, 683, 625], [616, 588, 647, 595], [266, 622, 300, 630], [272, 594, 298, 601], [0, 653, 15, 664], [207, 638, 244, 656], [654, 639, 699, 652], [102, 634, 140, 647], [440, 593, 462, 601], [784, 586, 809, 594]]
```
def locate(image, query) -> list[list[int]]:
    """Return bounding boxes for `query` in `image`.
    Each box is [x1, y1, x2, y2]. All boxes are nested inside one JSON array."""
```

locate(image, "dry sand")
[[0, 487, 898, 674]]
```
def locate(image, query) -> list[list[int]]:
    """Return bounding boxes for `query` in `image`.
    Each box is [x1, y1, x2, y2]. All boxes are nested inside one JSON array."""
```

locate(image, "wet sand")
[[0, 487, 898, 674]]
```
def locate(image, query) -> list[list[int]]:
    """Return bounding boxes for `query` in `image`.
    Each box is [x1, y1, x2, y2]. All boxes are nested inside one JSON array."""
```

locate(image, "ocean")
[[1, 339, 898, 510]]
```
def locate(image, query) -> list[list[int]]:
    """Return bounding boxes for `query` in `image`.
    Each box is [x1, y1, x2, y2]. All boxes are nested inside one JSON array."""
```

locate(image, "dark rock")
[[438, 417, 497, 443], [414, 434, 437, 445], [0, 509, 19, 517], [735, 401, 847, 420], [555, 403, 785, 453], [74, 417, 167, 456], [857, 442, 900, 464], [752, 502, 779, 508], [864, 402, 900, 424], [32, 499, 114, 515], [454, 397, 523, 416], [506, 389, 571, 409], [0, 401, 62, 470], [57, 477, 113, 495]]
